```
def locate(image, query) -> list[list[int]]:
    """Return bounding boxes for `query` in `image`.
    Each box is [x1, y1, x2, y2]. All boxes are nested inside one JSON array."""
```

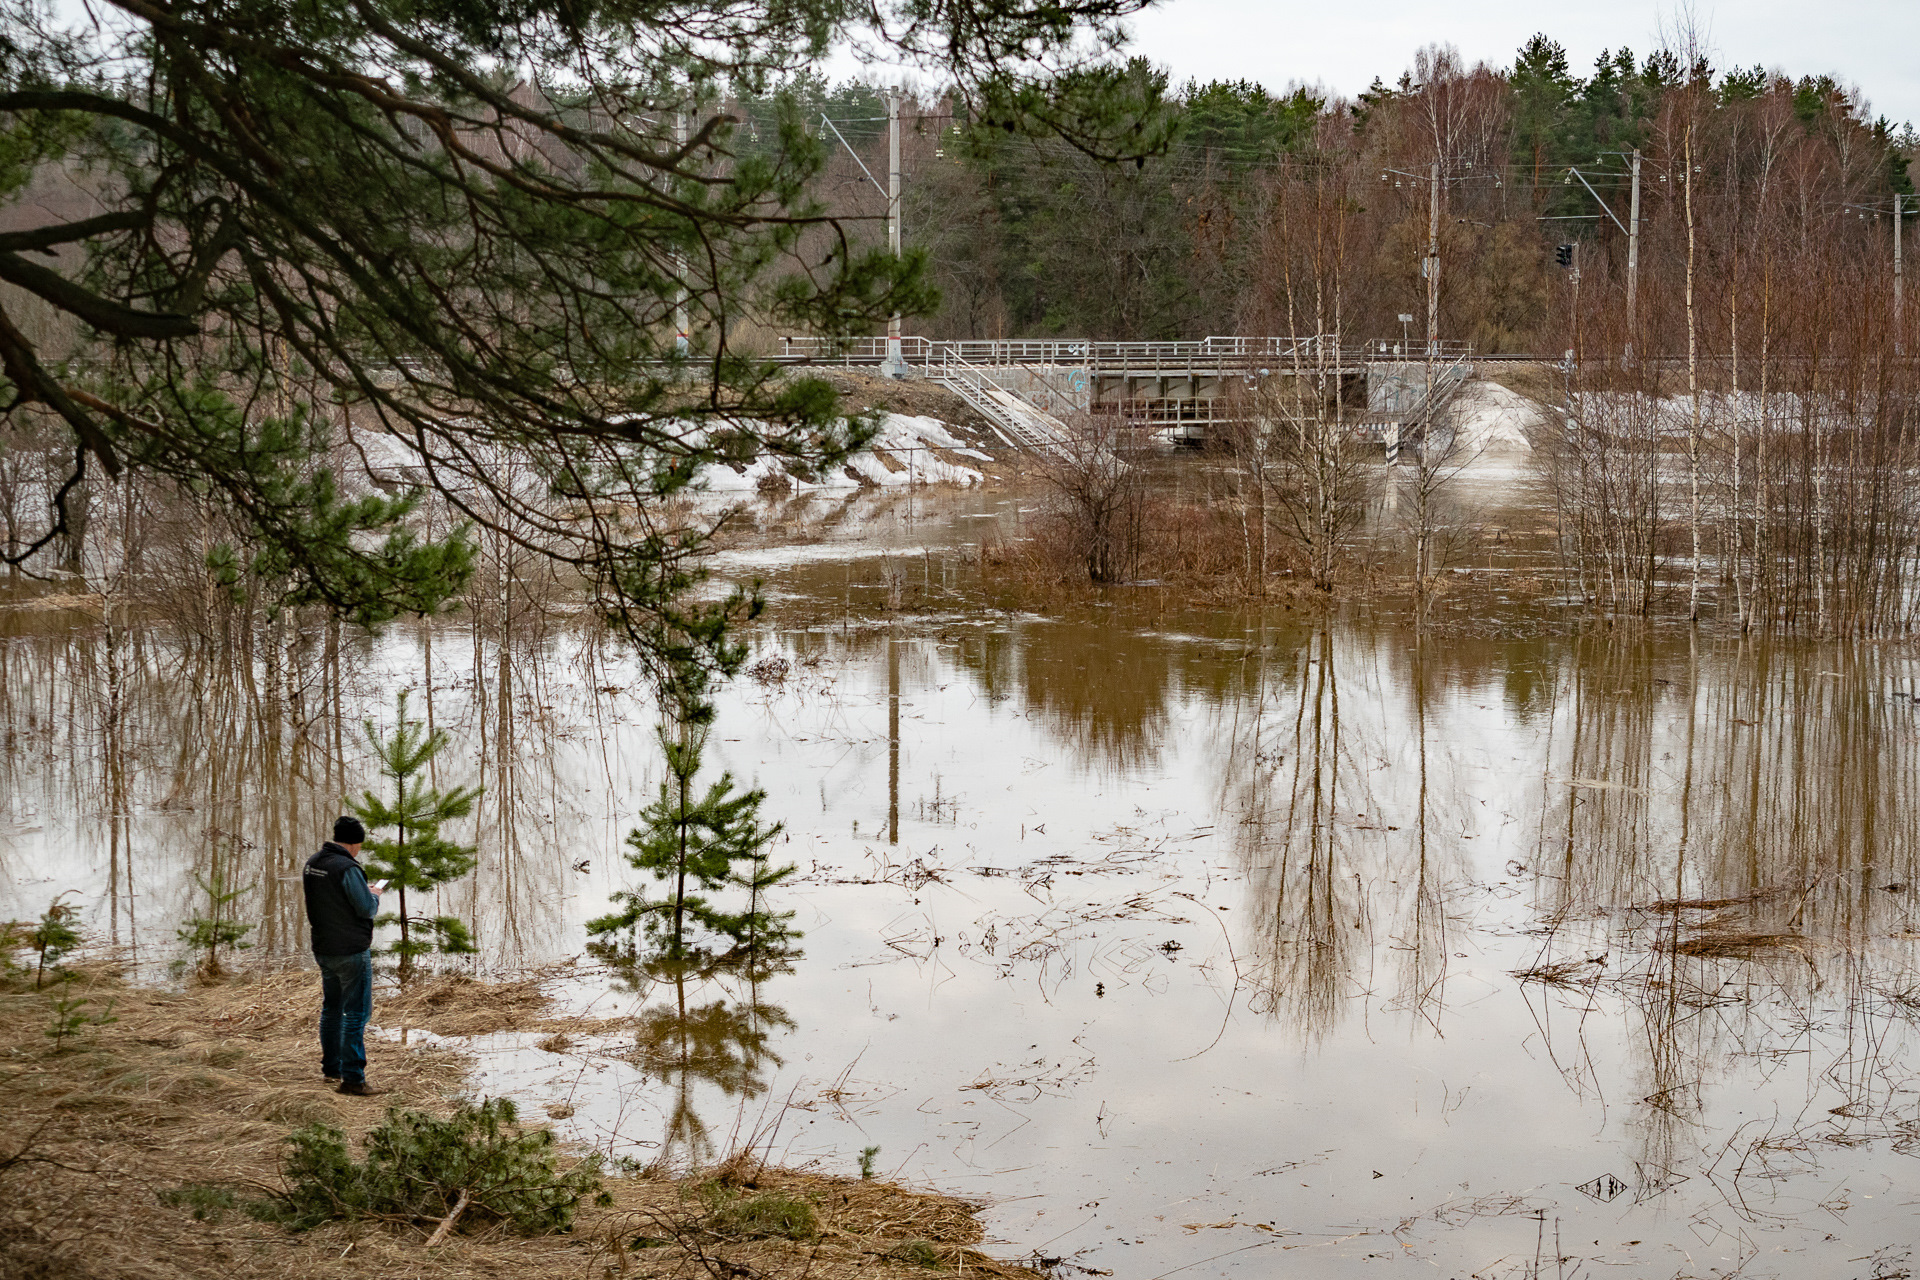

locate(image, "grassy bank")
[[0, 963, 1041, 1280]]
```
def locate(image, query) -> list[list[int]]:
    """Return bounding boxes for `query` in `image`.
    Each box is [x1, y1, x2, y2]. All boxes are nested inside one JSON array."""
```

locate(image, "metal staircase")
[[929, 350, 1072, 455], [1369, 353, 1475, 461]]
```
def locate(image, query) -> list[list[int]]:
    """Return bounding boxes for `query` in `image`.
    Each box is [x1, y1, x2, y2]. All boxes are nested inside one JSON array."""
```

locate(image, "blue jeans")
[[315, 950, 373, 1085]]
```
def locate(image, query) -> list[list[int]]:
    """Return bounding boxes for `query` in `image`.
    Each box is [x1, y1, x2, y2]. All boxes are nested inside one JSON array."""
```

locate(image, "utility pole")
[[1425, 160, 1440, 354], [879, 89, 910, 379], [1626, 150, 1641, 365], [1897, 190, 1906, 356], [1414, 162, 1440, 586], [673, 105, 689, 357]]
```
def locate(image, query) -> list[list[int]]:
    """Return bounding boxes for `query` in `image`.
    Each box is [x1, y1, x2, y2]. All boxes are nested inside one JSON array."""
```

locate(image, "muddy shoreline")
[[0, 962, 1046, 1280]]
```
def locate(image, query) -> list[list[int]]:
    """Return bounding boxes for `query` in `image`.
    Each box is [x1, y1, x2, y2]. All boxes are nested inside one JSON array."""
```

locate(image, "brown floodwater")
[[4, 473, 1920, 1279]]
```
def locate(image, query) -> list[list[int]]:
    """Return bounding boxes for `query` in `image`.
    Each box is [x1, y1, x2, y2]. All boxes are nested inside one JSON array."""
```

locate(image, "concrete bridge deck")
[[778, 335, 1476, 453]]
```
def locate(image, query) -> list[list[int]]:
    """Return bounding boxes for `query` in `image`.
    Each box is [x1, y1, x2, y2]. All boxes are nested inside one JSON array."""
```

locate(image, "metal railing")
[[777, 334, 1469, 370], [1360, 350, 1477, 461], [928, 349, 1070, 454]]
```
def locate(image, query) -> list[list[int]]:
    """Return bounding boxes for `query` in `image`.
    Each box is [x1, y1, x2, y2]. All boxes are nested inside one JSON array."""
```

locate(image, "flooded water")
[[5, 477, 1920, 1279]]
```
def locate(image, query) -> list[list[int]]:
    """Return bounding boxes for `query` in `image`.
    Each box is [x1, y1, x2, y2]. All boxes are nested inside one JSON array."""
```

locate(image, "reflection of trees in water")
[[1393, 630, 1455, 1034], [623, 954, 794, 1169], [1527, 630, 1920, 1189], [0, 602, 355, 957], [947, 616, 1178, 775], [790, 610, 1258, 783], [0, 580, 609, 968], [791, 617, 1187, 779], [1230, 628, 1366, 1043], [450, 588, 604, 966], [1541, 633, 1920, 933], [1218, 624, 1476, 1044]]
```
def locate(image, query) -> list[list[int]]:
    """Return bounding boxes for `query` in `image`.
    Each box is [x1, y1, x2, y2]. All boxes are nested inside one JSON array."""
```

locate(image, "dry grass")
[[376, 970, 559, 1036], [0, 962, 1038, 1280], [798, 369, 1005, 452]]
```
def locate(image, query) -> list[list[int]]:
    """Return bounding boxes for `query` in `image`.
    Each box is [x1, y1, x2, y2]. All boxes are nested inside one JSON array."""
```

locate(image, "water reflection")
[[0, 575, 623, 972], [944, 616, 1177, 775], [1221, 625, 1479, 1043], [622, 954, 795, 1168], [1512, 630, 1920, 1198], [10, 570, 1920, 1277], [1233, 627, 1363, 1041]]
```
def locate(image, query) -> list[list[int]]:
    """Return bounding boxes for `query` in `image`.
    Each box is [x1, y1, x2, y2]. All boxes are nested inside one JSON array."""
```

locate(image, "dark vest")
[[303, 843, 374, 956]]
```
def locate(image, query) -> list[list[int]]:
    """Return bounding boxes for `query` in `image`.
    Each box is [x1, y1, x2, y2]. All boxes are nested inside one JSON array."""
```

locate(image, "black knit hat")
[[332, 815, 367, 845]]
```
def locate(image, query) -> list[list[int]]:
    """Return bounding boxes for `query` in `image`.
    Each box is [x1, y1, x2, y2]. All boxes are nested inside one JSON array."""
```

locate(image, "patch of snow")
[[351, 429, 419, 475], [884, 413, 993, 460], [344, 411, 985, 499], [694, 412, 985, 492], [1450, 381, 1542, 457]]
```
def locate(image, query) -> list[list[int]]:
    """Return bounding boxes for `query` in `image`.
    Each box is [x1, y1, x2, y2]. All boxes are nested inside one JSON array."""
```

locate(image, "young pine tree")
[[27, 893, 83, 989], [588, 714, 792, 961], [351, 690, 482, 979], [726, 842, 800, 962], [176, 872, 255, 977]]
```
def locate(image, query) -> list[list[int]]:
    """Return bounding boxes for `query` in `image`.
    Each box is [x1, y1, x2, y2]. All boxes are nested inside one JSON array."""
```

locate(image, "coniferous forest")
[[757, 37, 1912, 356]]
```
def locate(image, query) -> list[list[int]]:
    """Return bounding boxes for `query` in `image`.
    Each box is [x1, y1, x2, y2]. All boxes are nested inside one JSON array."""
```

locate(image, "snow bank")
[[695, 412, 986, 492], [347, 411, 987, 497], [1449, 381, 1542, 457]]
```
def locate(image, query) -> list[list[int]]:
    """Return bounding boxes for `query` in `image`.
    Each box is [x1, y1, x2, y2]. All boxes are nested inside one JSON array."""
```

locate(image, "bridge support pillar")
[[879, 336, 912, 380]]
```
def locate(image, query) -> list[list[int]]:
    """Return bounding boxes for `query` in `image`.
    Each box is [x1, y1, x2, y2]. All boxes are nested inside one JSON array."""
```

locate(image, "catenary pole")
[[880, 89, 909, 379], [673, 105, 689, 356], [1426, 161, 1440, 354], [1626, 150, 1641, 365]]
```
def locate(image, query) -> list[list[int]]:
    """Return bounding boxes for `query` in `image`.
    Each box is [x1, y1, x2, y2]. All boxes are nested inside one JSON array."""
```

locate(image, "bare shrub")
[[1032, 411, 1153, 584]]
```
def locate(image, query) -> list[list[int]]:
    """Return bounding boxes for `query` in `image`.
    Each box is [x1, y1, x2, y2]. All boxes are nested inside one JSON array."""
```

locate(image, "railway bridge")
[[778, 335, 1475, 455]]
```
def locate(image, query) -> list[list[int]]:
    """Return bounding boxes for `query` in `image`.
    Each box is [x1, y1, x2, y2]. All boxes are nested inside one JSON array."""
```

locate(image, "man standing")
[[302, 816, 385, 1096]]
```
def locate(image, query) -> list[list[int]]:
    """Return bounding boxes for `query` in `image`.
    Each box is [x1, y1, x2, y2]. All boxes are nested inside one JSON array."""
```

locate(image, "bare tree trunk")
[[1684, 115, 1702, 620], [1729, 242, 1745, 629]]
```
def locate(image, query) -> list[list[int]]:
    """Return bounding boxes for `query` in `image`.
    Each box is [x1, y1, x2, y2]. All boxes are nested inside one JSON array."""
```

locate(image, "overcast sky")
[[1120, 0, 1917, 127]]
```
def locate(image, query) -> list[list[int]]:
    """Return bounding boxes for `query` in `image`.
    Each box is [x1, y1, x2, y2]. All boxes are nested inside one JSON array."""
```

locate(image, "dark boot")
[[336, 1081, 386, 1097]]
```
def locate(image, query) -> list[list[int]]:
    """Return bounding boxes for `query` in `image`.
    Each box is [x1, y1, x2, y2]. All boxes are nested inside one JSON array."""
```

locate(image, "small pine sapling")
[[726, 842, 801, 961], [176, 873, 256, 976], [0, 920, 25, 984], [29, 893, 82, 989], [271, 1097, 610, 1233], [588, 715, 784, 959], [351, 690, 482, 979], [45, 987, 116, 1051]]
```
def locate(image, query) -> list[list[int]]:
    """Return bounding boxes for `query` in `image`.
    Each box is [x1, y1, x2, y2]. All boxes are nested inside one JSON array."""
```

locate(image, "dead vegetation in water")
[[979, 495, 1316, 606], [1510, 956, 1604, 987], [0, 962, 1040, 1280], [1642, 885, 1800, 913], [1633, 884, 1821, 961], [1664, 932, 1813, 959]]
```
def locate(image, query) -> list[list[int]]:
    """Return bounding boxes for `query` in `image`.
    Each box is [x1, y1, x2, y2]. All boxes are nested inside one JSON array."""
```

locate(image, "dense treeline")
[[770, 35, 1914, 352], [754, 35, 1920, 634], [8, 10, 1920, 636]]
